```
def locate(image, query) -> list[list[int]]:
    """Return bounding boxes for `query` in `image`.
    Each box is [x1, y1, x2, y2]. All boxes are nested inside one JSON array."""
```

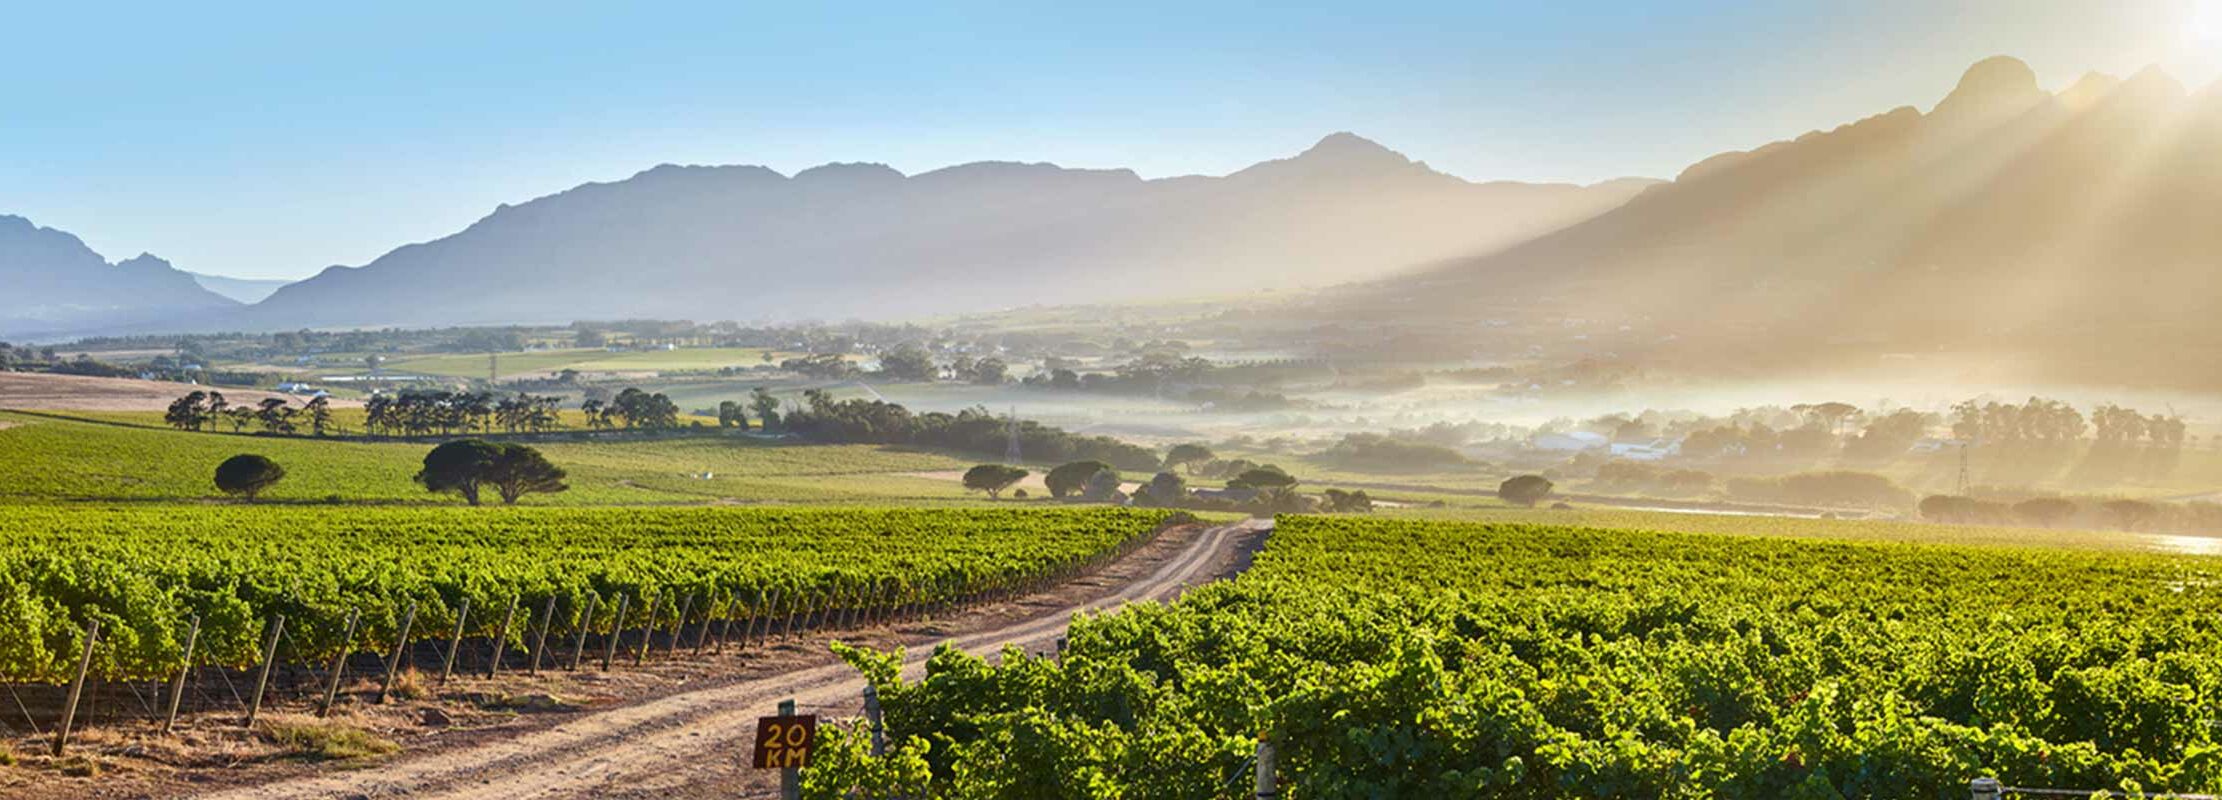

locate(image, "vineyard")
[[0, 506, 1172, 684], [812, 516, 2222, 798]]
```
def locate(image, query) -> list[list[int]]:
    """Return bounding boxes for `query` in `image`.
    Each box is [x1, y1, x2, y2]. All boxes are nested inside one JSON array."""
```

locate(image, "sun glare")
[[2193, 1, 2222, 46]]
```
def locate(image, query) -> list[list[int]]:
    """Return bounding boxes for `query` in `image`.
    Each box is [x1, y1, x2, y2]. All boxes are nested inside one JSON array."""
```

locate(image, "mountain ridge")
[[1351, 56, 2222, 385], [235, 133, 1656, 330], [0, 215, 238, 338]]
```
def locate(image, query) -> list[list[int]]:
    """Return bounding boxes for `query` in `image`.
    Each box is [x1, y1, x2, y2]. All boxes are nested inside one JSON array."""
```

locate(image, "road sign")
[[751, 714, 819, 769]]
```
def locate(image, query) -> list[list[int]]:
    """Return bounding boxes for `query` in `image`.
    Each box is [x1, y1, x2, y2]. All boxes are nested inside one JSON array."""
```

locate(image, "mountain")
[[238, 134, 1654, 329], [186, 272, 294, 304], [0, 216, 238, 338], [1354, 57, 2222, 385]]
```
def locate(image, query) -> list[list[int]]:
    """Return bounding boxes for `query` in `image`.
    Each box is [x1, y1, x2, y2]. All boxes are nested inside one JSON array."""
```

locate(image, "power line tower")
[[1004, 406, 1022, 465]]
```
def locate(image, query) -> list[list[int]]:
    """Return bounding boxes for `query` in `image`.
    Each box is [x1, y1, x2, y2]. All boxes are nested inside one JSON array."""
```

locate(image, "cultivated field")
[[814, 515, 2222, 797], [0, 372, 323, 411], [373, 347, 789, 379], [0, 412, 975, 506]]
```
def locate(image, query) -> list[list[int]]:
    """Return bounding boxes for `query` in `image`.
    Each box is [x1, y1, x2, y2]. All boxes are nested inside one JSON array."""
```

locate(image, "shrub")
[[1498, 475, 1554, 507], [213, 454, 286, 502]]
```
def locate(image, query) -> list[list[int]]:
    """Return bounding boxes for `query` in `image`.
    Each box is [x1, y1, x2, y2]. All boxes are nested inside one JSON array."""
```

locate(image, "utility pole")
[[488, 352, 498, 384]]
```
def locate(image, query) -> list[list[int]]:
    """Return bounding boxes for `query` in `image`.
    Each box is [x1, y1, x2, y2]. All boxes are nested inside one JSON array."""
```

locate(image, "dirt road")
[[195, 517, 1271, 800]]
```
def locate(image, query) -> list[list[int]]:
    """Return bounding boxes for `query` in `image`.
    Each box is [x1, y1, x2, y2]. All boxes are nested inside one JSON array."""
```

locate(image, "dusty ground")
[[0, 518, 1271, 799], [0, 373, 347, 412]]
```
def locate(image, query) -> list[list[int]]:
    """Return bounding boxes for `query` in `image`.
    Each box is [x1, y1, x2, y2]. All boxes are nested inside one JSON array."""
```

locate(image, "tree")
[[1323, 488, 1374, 513], [2102, 499, 2159, 531], [2014, 497, 2078, 528], [1498, 475, 1554, 507], [304, 395, 334, 436], [877, 345, 936, 383], [214, 454, 285, 501], [1228, 465, 1298, 491], [223, 406, 255, 433], [962, 464, 1028, 499], [751, 387, 782, 431], [971, 357, 1008, 385], [1046, 461, 1113, 499], [416, 439, 502, 505], [165, 391, 211, 431], [576, 328, 607, 348], [483, 444, 569, 504], [1919, 495, 1979, 523], [1081, 469, 1126, 503], [1137, 472, 1189, 507], [254, 397, 297, 434], [717, 400, 749, 429], [1163, 443, 1215, 474]]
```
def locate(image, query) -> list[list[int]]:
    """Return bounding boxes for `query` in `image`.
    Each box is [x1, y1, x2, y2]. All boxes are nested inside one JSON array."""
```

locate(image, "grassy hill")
[[0, 411, 976, 506]]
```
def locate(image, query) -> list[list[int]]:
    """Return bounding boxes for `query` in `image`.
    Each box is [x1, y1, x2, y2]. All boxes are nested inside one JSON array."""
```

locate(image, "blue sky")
[[3, 0, 2214, 279]]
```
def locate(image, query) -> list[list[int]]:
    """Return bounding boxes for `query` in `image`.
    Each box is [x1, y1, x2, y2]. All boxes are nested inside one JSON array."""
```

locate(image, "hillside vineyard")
[[814, 517, 2222, 797], [0, 507, 1170, 682]]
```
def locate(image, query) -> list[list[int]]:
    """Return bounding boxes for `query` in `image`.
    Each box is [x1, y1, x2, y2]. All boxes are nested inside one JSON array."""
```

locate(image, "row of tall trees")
[[166, 391, 335, 436], [365, 391, 563, 437], [781, 394, 1160, 471], [581, 387, 680, 430], [1949, 397, 2187, 448]]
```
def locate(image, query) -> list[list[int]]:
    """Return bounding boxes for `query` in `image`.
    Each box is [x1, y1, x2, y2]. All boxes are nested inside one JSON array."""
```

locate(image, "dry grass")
[[386, 666, 427, 701], [262, 717, 401, 762]]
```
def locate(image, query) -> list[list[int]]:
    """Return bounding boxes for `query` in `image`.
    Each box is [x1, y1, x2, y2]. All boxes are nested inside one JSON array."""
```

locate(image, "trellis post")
[[163, 614, 201, 733], [50, 620, 100, 757]]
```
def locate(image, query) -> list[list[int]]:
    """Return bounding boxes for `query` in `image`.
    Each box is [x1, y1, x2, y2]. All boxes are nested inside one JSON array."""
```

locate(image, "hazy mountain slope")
[[1363, 57, 2222, 380], [186, 272, 293, 304], [0, 216, 238, 338], [240, 134, 1654, 329]]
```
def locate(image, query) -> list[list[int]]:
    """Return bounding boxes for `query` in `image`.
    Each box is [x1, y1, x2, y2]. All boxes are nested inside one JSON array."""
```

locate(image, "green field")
[[1378, 504, 2222, 555], [0, 411, 977, 506], [375, 347, 789, 378], [815, 515, 2222, 798], [0, 506, 1171, 682]]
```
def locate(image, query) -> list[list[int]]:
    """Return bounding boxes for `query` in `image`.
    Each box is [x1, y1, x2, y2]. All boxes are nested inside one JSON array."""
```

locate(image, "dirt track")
[[192, 518, 1271, 800]]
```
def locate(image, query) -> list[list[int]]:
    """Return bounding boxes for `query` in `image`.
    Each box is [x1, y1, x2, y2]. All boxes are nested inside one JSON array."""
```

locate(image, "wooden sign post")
[[753, 699, 817, 800]]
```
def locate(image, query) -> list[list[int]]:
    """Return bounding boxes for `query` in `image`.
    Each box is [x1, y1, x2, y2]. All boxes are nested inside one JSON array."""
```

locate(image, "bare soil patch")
[[0, 373, 350, 412]]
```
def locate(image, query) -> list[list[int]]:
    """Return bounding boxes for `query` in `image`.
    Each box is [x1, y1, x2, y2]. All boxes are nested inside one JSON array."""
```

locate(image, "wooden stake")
[[163, 614, 201, 734], [670, 593, 694, 655], [377, 601, 417, 703], [713, 592, 736, 655], [50, 620, 100, 757], [633, 592, 657, 665], [567, 592, 599, 671], [438, 598, 470, 686], [528, 595, 557, 675], [316, 608, 360, 717], [245, 614, 285, 728], [601, 593, 629, 672], [487, 596, 518, 678], [778, 698, 800, 800]]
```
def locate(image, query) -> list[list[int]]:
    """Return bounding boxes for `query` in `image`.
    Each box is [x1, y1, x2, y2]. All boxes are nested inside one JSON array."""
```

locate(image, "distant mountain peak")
[[1931, 55, 2047, 121], [2062, 71, 2122, 110], [1295, 132, 1410, 165], [793, 162, 906, 184]]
